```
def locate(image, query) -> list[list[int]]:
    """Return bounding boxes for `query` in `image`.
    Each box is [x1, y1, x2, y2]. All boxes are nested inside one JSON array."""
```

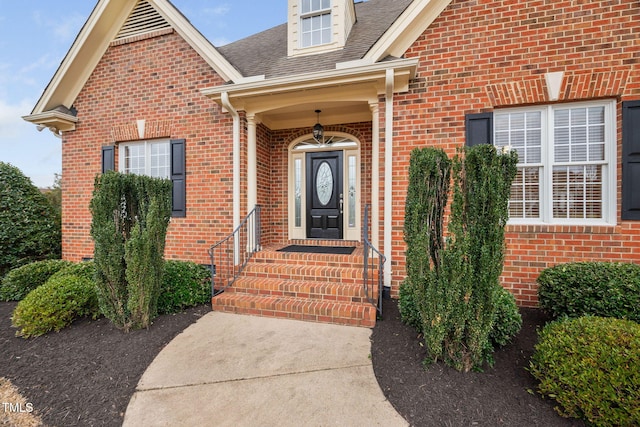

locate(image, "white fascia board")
[[236, 75, 267, 84], [32, 0, 244, 117], [364, 0, 452, 62], [335, 58, 375, 69], [149, 0, 243, 83], [31, 0, 129, 114], [201, 58, 418, 100]]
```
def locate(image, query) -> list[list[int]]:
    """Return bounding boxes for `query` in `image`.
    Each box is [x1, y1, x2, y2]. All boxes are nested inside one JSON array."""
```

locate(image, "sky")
[[0, 1, 288, 188]]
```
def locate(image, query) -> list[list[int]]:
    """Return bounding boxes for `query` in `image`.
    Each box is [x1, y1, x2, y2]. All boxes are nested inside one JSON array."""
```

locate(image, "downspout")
[[370, 102, 380, 250], [221, 92, 241, 262], [384, 69, 394, 290]]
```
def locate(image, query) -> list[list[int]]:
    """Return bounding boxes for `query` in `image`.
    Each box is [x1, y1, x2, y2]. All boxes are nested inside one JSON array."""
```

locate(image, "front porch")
[[211, 240, 382, 327]]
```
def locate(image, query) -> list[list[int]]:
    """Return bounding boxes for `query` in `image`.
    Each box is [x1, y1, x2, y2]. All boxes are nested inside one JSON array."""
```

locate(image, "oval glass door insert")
[[316, 161, 333, 205]]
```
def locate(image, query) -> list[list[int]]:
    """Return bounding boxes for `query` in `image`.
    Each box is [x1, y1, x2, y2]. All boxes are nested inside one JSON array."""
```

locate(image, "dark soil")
[[371, 298, 587, 427], [0, 302, 209, 427], [1, 298, 586, 427]]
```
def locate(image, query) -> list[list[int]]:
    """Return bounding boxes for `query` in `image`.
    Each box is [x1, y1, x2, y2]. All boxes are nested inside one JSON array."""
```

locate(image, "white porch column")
[[221, 92, 241, 263], [247, 113, 257, 213], [221, 93, 240, 230], [383, 69, 394, 289], [369, 101, 380, 250]]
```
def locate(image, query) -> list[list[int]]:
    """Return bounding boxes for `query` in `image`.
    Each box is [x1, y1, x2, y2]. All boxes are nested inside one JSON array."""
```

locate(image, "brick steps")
[[211, 245, 378, 328], [212, 294, 377, 328], [225, 276, 375, 303]]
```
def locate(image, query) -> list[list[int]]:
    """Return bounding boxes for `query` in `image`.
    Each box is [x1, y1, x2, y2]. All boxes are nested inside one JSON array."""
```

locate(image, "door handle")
[[339, 193, 344, 214]]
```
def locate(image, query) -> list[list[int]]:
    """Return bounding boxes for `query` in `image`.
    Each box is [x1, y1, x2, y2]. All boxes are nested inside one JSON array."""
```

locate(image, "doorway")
[[306, 151, 343, 239]]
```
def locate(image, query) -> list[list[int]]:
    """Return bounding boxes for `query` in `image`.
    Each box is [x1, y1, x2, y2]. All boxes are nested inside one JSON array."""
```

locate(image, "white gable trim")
[[29, 0, 242, 118], [364, 0, 452, 62]]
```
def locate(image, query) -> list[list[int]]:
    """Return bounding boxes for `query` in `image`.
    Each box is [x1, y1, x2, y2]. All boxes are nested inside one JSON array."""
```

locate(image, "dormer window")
[[300, 0, 332, 48], [288, 0, 354, 57]]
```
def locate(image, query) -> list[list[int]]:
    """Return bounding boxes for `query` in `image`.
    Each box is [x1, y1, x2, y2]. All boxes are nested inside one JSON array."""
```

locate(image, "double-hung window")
[[102, 139, 186, 217], [493, 100, 616, 225], [119, 140, 170, 179], [300, 0, 331, 48]]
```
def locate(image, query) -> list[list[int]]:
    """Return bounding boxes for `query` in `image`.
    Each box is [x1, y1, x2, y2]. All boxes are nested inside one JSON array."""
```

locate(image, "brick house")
[[24, 0, 640, 327]]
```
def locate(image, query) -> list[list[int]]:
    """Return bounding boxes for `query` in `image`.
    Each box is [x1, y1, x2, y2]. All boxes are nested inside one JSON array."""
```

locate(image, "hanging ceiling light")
[[313, 109, 324, 144]]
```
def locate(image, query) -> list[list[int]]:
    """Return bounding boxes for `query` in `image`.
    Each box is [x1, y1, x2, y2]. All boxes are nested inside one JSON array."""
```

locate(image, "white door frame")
[[288, 133, 361, 241]]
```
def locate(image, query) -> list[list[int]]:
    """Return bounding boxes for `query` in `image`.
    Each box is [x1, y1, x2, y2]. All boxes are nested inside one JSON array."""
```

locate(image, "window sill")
[[505, 223, 618, 234]]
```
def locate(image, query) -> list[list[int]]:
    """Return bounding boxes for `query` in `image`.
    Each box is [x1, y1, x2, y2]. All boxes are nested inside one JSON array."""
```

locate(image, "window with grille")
[[119, 140, 170, 179], [300, 0, 332, 48], [493, 100, 616, 225]]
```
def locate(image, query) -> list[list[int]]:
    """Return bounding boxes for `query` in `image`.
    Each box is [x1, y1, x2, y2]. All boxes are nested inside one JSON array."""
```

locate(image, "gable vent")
[[115, 0, 171, 41]]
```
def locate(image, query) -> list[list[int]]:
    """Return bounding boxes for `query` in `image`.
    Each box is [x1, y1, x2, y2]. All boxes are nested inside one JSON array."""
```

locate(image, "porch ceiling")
[[259, 100, 371, 131]]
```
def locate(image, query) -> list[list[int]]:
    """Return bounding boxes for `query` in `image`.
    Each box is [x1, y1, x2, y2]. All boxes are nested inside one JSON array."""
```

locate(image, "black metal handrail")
[[363, 204, 385, 317], [208, 205, 261, 296]]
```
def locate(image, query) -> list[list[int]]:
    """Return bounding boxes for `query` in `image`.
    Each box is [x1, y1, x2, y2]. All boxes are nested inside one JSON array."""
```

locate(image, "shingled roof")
[[217, 0, 414, 79]]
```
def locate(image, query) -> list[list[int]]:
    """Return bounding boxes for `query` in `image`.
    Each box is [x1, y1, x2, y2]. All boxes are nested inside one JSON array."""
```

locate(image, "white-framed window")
[[300, 0, 331, 48], [119, 139, 170, 179], [494, 100, 616, 225]]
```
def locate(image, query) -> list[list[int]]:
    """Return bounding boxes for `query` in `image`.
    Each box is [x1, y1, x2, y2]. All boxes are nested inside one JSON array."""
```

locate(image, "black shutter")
[[101, 146, 115, 173], [465, 112, 493, 146], [622, 101, 640, 220], [170, 139, 186, 218]]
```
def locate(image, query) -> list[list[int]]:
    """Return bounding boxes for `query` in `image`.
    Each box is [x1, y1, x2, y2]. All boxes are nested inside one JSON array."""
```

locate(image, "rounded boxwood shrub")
[[157, 261, 211, 315], [537, 262, 640, 322], [0, 259, 72, 301], [49, 261, 96, 283], [489, 286, 522, 347], [398, 277, 422, 331], [530, 316, 640, 427], [11, 275, 100, 338]]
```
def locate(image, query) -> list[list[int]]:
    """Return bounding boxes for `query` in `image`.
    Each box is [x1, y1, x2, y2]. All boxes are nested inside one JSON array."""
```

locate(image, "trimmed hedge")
[[157, 261, 211, 315], [401, 281, 522, 349], [537, 262, 640, 322], [90, 171, 172, 331], [398, 277, 421, 331], [49, 261, 96, 283], [0, 259, 72, 301], [0, 162, 61, 278], [490, 286, 522, 348], [402, 145, 519, 371], [530, 316, 640, 427], [11, 275, 100, 338]]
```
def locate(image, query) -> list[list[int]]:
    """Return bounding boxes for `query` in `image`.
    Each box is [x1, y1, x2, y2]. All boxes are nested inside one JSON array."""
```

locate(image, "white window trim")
[[118, 139, 170, 179], [496, 99, 617, 226]]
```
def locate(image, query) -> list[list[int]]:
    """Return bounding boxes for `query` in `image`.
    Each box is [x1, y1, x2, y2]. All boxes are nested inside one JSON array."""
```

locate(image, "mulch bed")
[[371, 298, 586, 427], [0, 302, 209, 427], [1, 298, 586, 427]]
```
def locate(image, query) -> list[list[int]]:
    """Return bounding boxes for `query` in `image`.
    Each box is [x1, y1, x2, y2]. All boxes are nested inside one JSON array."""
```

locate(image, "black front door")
[[306, 151, 343, 239]]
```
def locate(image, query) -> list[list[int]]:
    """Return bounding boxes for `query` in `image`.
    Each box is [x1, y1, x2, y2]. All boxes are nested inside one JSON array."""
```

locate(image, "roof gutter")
[[201, 58, 418, 100], [384, 69, 394, 290]]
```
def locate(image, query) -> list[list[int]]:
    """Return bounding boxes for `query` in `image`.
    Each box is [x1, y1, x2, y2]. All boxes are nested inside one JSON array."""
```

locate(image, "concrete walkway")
[[123, 312, 407, 427]]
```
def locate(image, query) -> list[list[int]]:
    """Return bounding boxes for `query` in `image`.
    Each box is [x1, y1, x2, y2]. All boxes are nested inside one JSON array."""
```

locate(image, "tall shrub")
[[400, 148, 450, 331], [441, 145, 518, 370], [90, 171, 171, 331], [0, 162, 61, 278], [403, 145, 518, 372]]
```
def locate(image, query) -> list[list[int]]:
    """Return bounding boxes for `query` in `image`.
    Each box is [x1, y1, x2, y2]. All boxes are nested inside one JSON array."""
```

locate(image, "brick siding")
[[390, 0, 640, 305], [62, 31, 233, 265], [61, 0, 640, 308]]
